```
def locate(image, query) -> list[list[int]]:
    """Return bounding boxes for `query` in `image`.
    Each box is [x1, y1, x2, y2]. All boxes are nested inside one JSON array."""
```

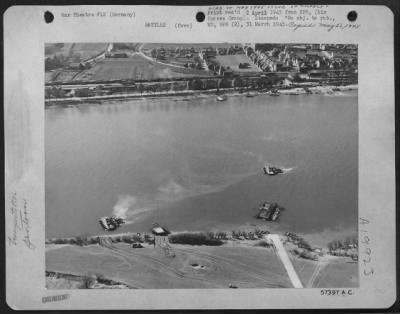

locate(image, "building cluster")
[[149, 45, 246, 75], [198, 45, 244, 60], [150, 46, 203, 60], [244, 44, 357, 74], [198, 46, 246, 77]]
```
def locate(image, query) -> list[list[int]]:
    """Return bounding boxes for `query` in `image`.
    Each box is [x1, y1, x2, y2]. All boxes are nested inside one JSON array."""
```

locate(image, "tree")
[[75, 88, 89, 98], [153, 83, 161, 94], [233, 77, 244, 88], [204, 79, 217, 90], [190, 79, 203, 90], [207, 232, 215, 239], [138, 84, 144, 95], [75, 234, 89, 246], [219, 78, 232, 89]]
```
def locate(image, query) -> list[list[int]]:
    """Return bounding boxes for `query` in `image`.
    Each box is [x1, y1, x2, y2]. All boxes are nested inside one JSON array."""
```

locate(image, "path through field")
[[46, 243, 293, 289]]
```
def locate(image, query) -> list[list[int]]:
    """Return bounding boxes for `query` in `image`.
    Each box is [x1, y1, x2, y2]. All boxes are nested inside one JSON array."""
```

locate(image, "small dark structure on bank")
[[151, 223, 171, 237], [151, 223, 175, 257]]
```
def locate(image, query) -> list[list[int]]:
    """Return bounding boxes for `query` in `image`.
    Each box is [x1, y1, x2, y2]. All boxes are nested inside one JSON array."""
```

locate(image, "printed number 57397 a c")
[[320, 289, 353, 296]]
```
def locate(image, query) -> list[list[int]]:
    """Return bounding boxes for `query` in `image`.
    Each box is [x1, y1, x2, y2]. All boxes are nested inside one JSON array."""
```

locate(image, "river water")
[[46, 92, 358, 243]]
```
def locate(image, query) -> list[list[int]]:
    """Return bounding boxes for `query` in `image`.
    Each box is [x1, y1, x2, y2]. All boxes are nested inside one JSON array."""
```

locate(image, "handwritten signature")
[[8, 192, 36, 250], [319, 22, 360, 32]]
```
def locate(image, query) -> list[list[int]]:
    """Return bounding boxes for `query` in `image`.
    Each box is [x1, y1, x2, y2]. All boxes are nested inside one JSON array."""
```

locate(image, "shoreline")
[[46, 227, 358, 255], [45, 83, 358, 106]]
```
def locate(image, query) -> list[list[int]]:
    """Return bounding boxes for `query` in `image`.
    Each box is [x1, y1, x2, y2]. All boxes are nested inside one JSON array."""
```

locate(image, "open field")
[[45, 43, 108, 60], [70, 43, 109, 60], [53, 71, 80, 83], [290, 255, 358, 288], [46, 243, 292, 289], [46, 241, 357, 289], [45, 43, 75, 58], [312, 260, 358, 288], [74, 56, 210, 81], [214, 54, 261, 73]]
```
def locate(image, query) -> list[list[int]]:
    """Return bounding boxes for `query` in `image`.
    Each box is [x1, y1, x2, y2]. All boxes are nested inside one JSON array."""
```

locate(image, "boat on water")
[[264, 166, 283, 176], [254, 202, 284, 222], [271, 208, 280, 221], [216, 95, 227, 101], [269, 90, 280, 96], [99, 217, 125, 231]]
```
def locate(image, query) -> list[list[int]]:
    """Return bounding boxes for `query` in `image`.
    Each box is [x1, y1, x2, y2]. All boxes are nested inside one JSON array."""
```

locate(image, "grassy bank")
[[45, 83, 358, 107], [46, 226, 358, 262], [46, 270, 133, 289]]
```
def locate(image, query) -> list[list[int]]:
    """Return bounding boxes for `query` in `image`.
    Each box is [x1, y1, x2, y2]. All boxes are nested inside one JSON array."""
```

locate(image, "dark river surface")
[[46, 92, 358, 243]]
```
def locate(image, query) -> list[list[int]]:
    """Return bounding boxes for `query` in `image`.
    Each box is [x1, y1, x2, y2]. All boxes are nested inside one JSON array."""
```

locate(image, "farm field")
[[45, 43, 75, 58], [46, 241, 357, 289], [53, 71, 80, 83], [72, 43, 109, 60], [214, 54, 261, 73], [312, 260, 358, 288], [45, 43, 108, 60], [290, 254, 358, 288], [290, 255, 325, 288], [74, 56, 210, 81], [46, 243, 292, 289]]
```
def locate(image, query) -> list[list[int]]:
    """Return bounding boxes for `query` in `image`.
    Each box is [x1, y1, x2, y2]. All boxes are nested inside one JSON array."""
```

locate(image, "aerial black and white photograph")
[[44, 42, 359, 289]]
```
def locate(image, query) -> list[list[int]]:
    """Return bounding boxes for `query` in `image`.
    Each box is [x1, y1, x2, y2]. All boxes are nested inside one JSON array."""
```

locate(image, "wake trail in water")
[[111, 152, 296, 225], [255, 152, 296, 174], [112, 195, 152, 225], [281, 167, 295, 173]]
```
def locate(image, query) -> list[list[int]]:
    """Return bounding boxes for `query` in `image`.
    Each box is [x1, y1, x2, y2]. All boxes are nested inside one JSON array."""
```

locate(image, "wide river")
[[46, 92, 358, 244]]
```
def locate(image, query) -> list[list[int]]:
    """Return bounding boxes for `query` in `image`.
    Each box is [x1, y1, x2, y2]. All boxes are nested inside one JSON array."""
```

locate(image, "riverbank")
[[45, 83, 358, 107], [46, 227, 358, 259], [46, 238, 358, 289], [46, 270, 133, 289]]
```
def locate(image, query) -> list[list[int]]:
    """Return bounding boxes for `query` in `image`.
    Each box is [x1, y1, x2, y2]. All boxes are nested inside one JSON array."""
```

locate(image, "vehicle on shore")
[[216, 95, 227, 102], [99, 217, 125, 231], [246, 92, 256, 98], [264, 166, 283, 176]]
